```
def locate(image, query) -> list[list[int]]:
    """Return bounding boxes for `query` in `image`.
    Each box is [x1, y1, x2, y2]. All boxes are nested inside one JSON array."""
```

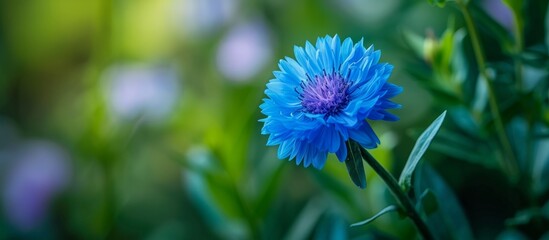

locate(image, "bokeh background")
[[1, 0, 548, 239]]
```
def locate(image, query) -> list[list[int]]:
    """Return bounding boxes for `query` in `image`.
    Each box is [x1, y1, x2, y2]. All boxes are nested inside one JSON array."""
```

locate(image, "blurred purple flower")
[[481, 0, 514, 31], [216, 20, 273, 82], [175, 0, 239, 37], [3, 141, 71, 231], [104, 63, 180, 122]]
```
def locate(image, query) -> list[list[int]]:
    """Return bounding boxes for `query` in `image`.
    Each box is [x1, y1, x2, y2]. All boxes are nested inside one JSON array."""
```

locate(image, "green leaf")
[[435, 28, 455, 73], [427, 0, 447, 7], [542, 201, 549, 220], [314, 213, 348, 240], [505, 208, 542, 226], [344, 140, 367, 189], [497, 229, 529, 240], [469, 4, 514, 53], [405, 66, 463, 106], [414, 165, 474, 239], [451, 29, 468, 85], [472, 73, 489, 112], [416, 189, 439, 216], [532, 124, 549, 195], [521, 46, 549, 68], [310, 170, 356, 208], [183, 169, 231, 232], [253, 163, 286, 217], [284, 198, 326, 240], [546, 2, 549, 49], [430, 130, 499, 169], [502, 0, 524, 33], [403, 30, 427, 59], [399, 111, 447, 191], [350, 205, 399, 227]]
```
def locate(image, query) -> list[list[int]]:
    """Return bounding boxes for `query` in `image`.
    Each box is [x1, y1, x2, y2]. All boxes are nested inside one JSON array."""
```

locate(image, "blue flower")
[[260, 35, 402, 169]]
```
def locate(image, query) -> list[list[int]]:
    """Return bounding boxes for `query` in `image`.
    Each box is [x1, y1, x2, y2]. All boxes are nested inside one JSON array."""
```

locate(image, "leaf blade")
[[414, 165, 474, 239], [399, 111, 447, 191], [344, 140, 366, 189], [350, 205, 399, 227]]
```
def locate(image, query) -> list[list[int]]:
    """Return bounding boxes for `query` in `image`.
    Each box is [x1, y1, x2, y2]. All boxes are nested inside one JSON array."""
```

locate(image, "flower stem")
[[457, 1, 519, 180], [359, 148, 434, 240]]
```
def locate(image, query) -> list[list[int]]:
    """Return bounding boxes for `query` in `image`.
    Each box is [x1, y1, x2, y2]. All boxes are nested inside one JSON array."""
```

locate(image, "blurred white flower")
[[103, 63, 180, 122], [174, 0, 239, 37], [216, 20, 273, 82], [3, 141, 71, 231]]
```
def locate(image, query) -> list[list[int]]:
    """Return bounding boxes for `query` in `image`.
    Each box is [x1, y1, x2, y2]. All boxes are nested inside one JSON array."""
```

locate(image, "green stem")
[[457, 2, 519, 180], [359, 148, 434, 240]]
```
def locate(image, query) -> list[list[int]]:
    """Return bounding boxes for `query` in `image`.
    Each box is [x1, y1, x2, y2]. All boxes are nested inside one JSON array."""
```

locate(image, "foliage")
[[0, 0, 548, 239]]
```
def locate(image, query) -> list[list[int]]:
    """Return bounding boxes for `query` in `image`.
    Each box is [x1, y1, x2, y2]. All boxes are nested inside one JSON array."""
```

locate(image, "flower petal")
[[349, 123, 380, 149], [260, 35, 401, 169]]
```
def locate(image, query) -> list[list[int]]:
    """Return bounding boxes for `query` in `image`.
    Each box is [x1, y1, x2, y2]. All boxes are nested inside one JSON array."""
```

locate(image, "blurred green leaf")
[[546, 2, 549, 48], [184, 147, 248, 229], [532, 124, 549, 195], [427, 0, 448, 8], [502, 0, 523, 19], [403, 30, 427, 60], [183, 169, 230, 234], [284, 198, 326, 240], [497, 229, 529, 240], [414, 165, 474, 239], [416, 189, 439, 216], [345, 140, 366, 189], [507, 117, 528, 172], [451, 29, 468, 85], [350, 205, 398, 227], [432, 109, 502, 168], [314, 213, 348, 240], [542, 200, 549, 219], [254, 163, 286, 217], [502, 0, 524, 50], [505, 208, 542, 227], [448, 107, 481, 136], [521, 46, 549, 68], [406, 66, 463, 106], [431, 129, 499, 169], [399, 111, 447, 191], [216, 85, 262, 182], [472, 73, 489, 112], [435, 28, 455, 75], [469, 4, 514, 53], [310, 170, 356, 208]]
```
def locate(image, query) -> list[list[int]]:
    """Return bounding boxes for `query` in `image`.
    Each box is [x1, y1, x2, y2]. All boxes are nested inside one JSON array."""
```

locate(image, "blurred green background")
[[1, 0, 548, 239]]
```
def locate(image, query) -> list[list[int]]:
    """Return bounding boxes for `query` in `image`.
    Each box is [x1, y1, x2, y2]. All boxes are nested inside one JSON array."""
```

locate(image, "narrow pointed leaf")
[[350, 205, 398, 227], [399, 111, 447, 191], [344, 140, 366, 189]]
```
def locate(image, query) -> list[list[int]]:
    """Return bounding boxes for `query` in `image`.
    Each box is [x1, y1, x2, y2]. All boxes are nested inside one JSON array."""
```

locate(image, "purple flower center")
[[299, 72, 350, 115]]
